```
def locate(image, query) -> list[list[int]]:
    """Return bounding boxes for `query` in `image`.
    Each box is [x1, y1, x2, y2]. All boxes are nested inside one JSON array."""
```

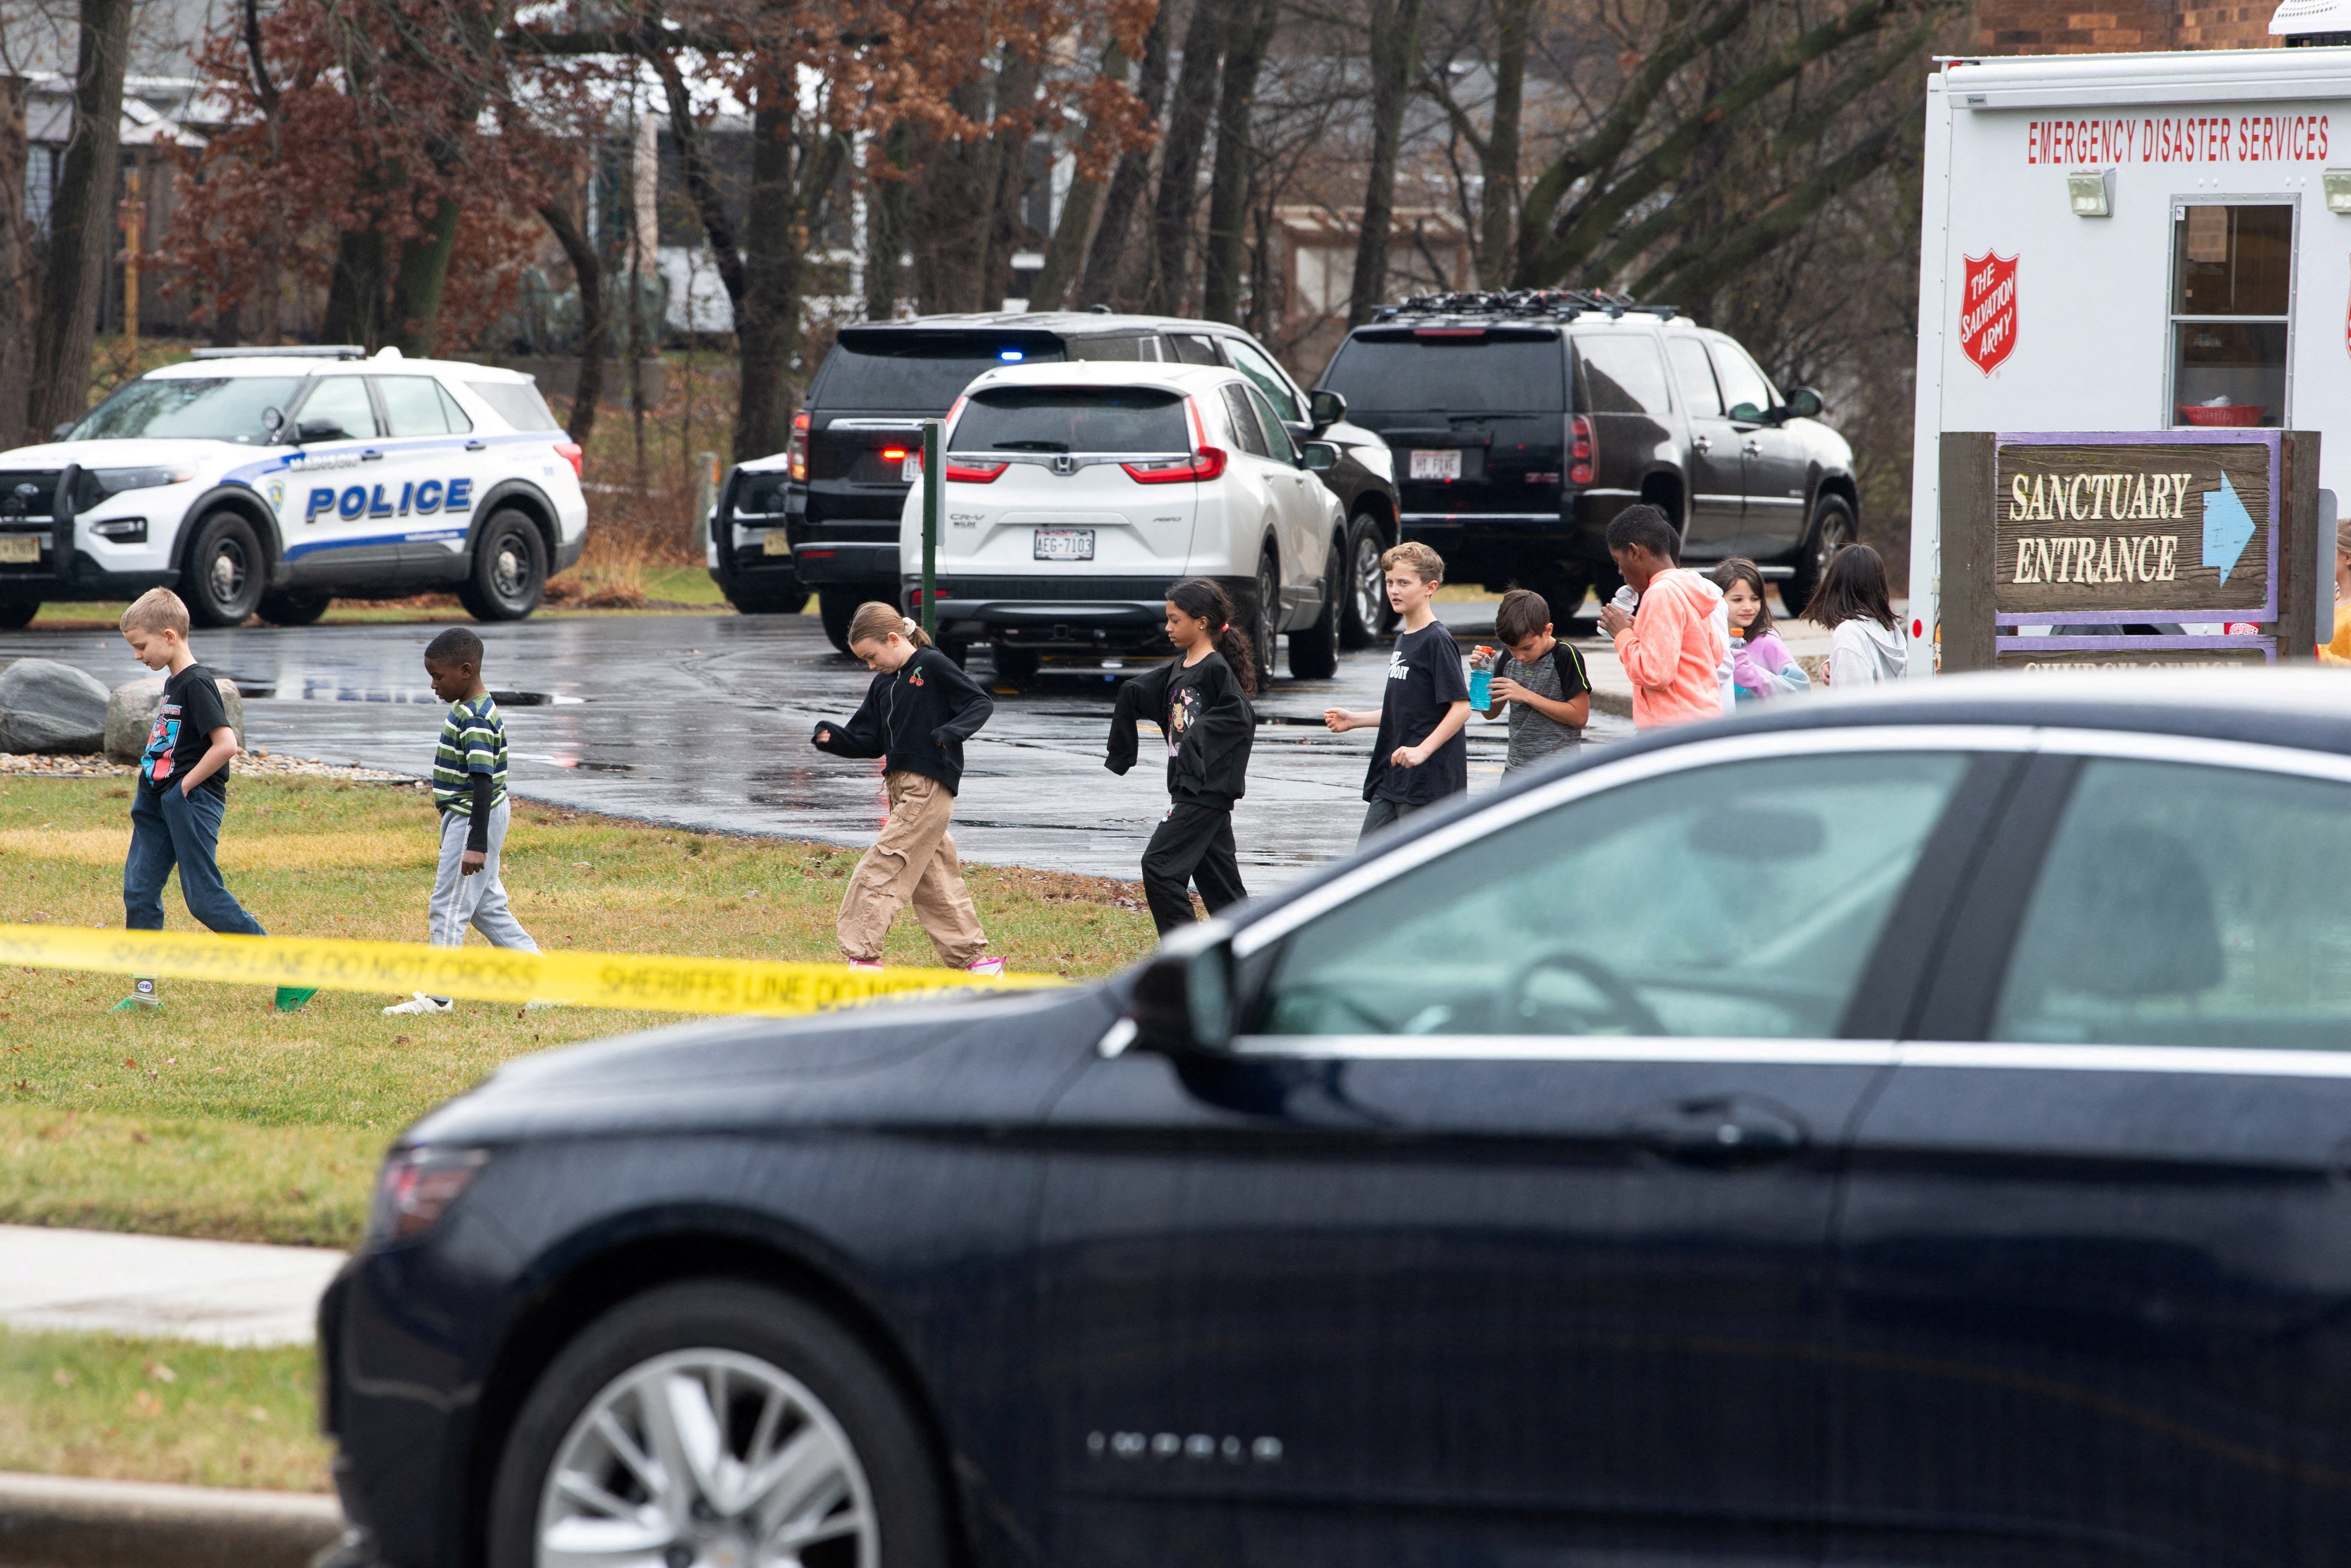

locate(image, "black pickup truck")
[[1315, 292, 1860, 614], [709, 311, 1402, 652]]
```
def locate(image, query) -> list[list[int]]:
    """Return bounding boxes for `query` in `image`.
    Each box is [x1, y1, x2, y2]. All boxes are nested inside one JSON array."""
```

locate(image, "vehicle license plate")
[[761, 532, 792, 557], [0, 535, 40, 564], [1034, 528, 1095, 561], [902, 454, 921, 482], [1411, 448, 1463, 481]]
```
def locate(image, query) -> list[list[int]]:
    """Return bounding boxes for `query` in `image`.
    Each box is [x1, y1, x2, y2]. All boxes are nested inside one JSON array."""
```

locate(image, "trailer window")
[[2170, 204, 2291, 430]]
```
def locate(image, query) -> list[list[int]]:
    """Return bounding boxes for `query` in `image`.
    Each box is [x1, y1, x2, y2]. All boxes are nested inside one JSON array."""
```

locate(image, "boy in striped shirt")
[[385, 627, 541, 1016]]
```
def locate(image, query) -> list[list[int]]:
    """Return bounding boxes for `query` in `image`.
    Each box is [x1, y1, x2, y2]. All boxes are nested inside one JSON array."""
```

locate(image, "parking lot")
[[0, 606, 1631, 887]]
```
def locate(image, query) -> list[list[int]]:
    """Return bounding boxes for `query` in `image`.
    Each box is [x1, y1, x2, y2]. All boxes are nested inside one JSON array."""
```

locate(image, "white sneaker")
[[966, 956, 1006, 979], [383, 992, 454, 1016]]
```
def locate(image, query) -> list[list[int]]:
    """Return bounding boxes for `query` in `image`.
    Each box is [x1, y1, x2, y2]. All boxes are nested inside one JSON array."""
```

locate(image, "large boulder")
[[0, 659, 111, 754], [104, 675, 246, 765]]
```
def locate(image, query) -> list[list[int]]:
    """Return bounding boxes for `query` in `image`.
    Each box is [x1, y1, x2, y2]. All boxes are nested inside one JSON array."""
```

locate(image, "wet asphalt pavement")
[[0, 608, 1631, 889]]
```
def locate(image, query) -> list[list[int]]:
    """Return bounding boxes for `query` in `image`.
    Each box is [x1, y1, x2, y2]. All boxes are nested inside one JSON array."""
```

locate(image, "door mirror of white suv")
[[1301, 441, 1340, 473], [1782, 386, 1824, 421], [1309, 389, 1347, 431]]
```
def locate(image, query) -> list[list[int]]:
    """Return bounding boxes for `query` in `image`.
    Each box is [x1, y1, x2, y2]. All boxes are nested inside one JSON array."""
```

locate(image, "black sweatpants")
[[1141, 802, 1248, 935]]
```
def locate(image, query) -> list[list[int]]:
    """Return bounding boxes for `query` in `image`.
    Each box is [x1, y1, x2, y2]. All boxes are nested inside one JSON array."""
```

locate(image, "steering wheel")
[[1504, 949, 1668, 1037]]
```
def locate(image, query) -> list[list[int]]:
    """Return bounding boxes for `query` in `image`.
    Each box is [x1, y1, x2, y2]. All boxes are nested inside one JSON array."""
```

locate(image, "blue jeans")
[[124, 784, 267, 936]]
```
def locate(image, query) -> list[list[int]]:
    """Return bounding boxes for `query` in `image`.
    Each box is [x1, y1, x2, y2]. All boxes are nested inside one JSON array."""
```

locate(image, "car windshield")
[[70, 376, 300, 444], [952, 387, 1189, 453], [822, 337, 1068, 411], [1321, 331, 1565, 413]]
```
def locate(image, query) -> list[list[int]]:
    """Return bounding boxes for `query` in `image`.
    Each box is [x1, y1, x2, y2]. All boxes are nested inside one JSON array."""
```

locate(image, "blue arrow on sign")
[[2202, 471, 2257, 585]]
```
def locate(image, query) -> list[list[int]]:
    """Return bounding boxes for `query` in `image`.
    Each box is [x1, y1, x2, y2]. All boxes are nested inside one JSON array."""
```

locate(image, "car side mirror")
[[1301, 441, 1339, 473], [1781, 386, 1823, 421], [1309, 389, 1347, 431], [51, 423, 74, 441], [1104, 920, 1237, 1058], [1727, 401, 1764, 424], [295, 418, 345, 444]]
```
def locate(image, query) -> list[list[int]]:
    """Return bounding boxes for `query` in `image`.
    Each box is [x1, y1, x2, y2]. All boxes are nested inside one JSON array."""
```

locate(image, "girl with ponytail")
[[1104, 578, 1257, 935], [810, 602, 1003, 975]]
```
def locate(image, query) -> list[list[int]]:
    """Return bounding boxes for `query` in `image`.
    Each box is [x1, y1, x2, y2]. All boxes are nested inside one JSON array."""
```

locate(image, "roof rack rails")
[[1371, 289, 1678, 323], [188, 344, 367, 360]]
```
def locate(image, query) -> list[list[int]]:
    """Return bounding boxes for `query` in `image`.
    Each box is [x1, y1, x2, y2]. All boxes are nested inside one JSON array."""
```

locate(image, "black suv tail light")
[[1567, 415, 1596, 486], [787, 410, 810, 482]]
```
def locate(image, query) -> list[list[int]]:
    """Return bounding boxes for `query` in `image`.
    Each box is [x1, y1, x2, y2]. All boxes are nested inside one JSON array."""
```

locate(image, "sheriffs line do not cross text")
[[2022, 113, 2331, 166]]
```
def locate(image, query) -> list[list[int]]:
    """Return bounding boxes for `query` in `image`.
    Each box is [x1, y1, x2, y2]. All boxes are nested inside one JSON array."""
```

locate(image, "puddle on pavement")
[[226, 681, 582, 706]]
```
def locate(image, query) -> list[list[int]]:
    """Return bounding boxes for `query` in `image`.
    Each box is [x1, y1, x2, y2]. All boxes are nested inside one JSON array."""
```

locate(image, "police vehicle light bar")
[[1371, 288, 1678, 324], [189, 345, 367, 360]]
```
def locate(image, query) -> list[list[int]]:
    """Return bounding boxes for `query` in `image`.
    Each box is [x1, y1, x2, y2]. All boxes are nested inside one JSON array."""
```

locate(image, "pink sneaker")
[[847, 959, 885, 972], [967, 956, 1006, 979]]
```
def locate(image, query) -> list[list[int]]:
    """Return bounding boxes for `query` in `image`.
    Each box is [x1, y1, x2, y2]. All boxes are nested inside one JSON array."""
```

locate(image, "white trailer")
[[1909, 43, 2351, 670]]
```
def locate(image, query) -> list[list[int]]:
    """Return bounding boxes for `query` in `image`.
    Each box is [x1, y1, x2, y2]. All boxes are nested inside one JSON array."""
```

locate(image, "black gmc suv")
[[1315, 292, 1859, 614], [709, 312, 1403, 652]]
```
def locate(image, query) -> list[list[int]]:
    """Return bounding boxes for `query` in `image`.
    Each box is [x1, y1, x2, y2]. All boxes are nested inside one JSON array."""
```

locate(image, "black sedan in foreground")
[[325, 671, 2351, 1568]]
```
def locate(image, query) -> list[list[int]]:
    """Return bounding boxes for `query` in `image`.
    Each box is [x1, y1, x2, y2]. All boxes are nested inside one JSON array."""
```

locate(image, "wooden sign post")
[[1938, 430, 2321, 672]]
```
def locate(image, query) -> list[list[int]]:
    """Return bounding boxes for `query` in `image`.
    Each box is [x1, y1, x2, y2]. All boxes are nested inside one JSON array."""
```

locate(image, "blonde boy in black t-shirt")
[[1323, 542, 1471, 841]]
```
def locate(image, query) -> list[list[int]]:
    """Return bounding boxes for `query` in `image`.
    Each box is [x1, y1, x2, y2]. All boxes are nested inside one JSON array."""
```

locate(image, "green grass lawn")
[[0, 775, 1159, 1246], [23, 565, 742, 630], [0, 1328, 327, 1492]]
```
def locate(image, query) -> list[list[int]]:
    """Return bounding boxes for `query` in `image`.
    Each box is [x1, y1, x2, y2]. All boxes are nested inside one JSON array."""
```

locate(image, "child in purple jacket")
[[1712, 558, 1811, 703]]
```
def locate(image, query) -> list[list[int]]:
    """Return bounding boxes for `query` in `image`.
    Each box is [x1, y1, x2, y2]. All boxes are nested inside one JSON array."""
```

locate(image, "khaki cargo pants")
[[837, 770, 989, 966]]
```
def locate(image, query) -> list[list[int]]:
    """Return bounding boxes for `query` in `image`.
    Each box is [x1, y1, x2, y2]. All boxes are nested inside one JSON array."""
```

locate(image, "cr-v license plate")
[[1033, 529, 1094, 561]]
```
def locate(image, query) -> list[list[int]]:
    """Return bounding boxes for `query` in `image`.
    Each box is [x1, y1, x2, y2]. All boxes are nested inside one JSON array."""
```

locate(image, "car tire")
[[724, 580, 811, 616], [1288, 540, 1343, 680], [256, 589, 331, 627], [179, 512, 267, 627], [991, 644, 1039, 684], [819, 588, 862, 654], [0, 600, 37, 630], [458, 510, 547, 623], [1249, 548, 1280, 691], [485, 1279, 950, 1568], [1784, 493, 1856, 618], [1525, 565, 1594, 624], [1341, 515, 1392, 649]]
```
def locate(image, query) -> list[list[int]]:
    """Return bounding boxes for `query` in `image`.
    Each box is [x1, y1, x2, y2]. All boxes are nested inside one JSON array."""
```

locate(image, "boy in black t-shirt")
[[115, 589, 314, 1013], [1323, 541, 1471, 842]]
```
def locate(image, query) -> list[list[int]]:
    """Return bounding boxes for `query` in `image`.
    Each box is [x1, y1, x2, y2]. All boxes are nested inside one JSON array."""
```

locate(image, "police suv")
[[0, 345, 587, 628]]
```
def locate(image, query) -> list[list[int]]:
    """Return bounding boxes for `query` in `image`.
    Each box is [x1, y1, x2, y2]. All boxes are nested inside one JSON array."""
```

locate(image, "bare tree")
[[29, 0, 133, 435], [1200, 0, 1279, 323], [1344, 0, 1424, 324]]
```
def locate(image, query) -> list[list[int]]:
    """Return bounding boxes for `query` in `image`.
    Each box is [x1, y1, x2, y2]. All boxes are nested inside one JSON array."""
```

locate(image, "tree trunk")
[[1476, 0, 1533, 288], [863, 121, 910, 320], [392, 192, 463, 356], [735, 88, 797, 463], [1146, 0, 1231, 314], [29, 0, 135, 435], [653, 48, 749, 317], [1199, 0, 1276, 324], [321, 222, 389, 347], [0, 75, 31, 450], [1077, 0, 1171, 309], [1029, 165, 1099, 312], [909, 79, 992, 312], [982, 50, 1042, 311], [539, 188, 605, 445], [1346, 0, 1427, 325]]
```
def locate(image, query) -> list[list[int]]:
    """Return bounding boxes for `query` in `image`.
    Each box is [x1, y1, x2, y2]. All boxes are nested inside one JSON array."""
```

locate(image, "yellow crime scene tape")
[[0, 923, 1064, 1016]]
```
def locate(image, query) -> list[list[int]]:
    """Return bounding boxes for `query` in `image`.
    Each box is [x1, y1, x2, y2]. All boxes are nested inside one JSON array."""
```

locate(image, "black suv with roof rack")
[[709, 312, 1402, 652], [1314, 290, 1859, 613]]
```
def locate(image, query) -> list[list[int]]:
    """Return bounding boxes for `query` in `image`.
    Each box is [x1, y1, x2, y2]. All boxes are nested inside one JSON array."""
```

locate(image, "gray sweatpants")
[[430, 799, 539, 952]]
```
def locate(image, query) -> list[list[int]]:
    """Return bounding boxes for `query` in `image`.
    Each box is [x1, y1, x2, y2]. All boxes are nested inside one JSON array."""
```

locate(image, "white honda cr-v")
[[894, 361, 1347, 687]]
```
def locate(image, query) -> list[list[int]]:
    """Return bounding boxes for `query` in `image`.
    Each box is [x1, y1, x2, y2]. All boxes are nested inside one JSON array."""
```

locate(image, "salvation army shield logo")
[[1960, 252, 2019, 376]]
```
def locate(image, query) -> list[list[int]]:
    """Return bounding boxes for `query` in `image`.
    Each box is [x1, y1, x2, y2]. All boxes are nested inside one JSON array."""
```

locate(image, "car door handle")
[[361, 449, 384, 461], [1627, 1097, 1808, 1166], [1692, 435, 1711, 452], [1742, 440, 1763, 456], [465, 440, 486, 452]]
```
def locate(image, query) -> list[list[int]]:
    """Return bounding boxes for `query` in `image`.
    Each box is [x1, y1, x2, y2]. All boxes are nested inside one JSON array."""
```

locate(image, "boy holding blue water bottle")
[[1472, 588, 1590, 774]]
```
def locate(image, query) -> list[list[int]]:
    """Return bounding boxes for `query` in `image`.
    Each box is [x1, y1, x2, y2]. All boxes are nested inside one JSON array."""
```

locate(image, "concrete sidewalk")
[[0, 1225, 345, 1347]]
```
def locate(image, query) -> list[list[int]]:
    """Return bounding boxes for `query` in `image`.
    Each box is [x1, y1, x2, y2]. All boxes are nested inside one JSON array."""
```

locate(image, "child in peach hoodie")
[[1596, 504, 1728, 729]]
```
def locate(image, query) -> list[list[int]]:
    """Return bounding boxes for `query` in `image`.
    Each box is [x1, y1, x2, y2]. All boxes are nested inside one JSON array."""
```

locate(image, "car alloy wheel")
[[1253, 550, 1280, 690], [538, 1347, 878, 1568], [1344, 520, 1387, 648], [182, 512, 267, 626], [460, 509, 547, 622]]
